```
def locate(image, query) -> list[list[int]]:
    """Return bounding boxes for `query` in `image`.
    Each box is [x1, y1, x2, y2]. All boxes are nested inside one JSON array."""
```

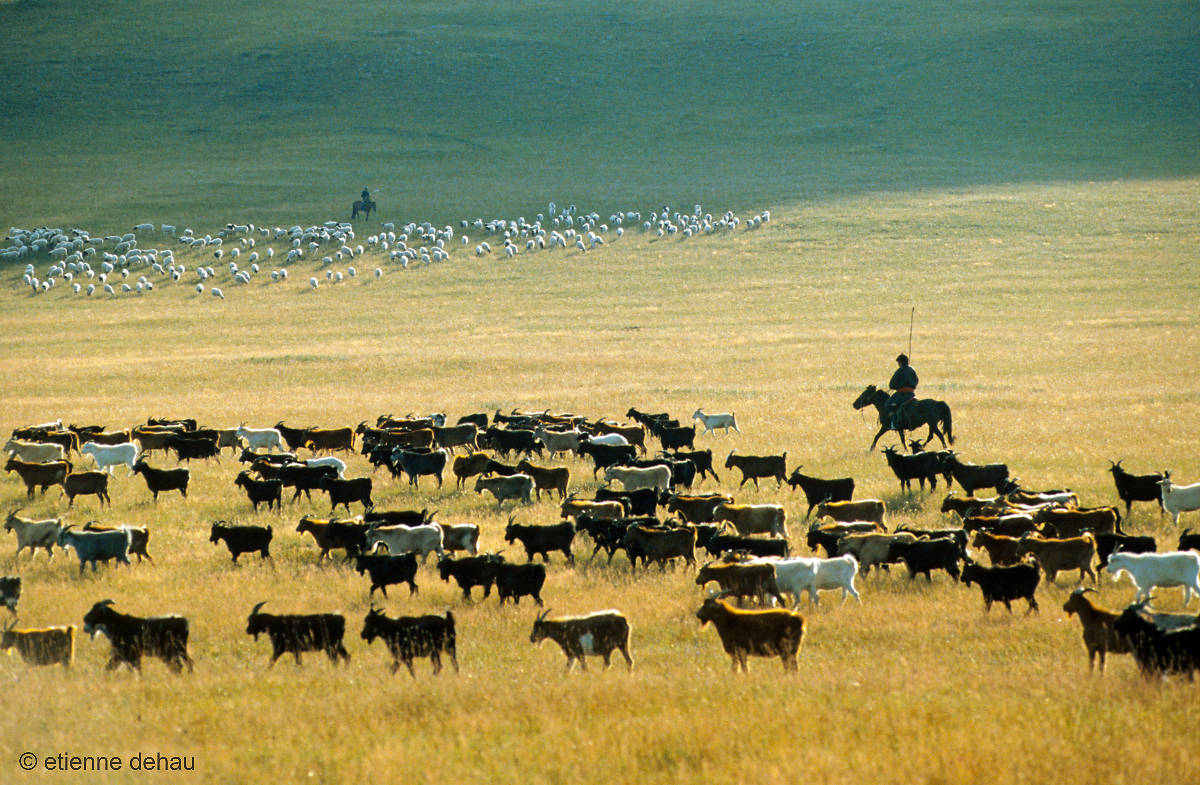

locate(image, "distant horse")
[[852, 385, 954, 451], [351, 198, 376, 221]]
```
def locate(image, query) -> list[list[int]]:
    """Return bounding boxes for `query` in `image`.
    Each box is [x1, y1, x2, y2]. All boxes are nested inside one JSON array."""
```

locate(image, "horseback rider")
[[885, 353, 918, 430], [360, 186, 371, 205]]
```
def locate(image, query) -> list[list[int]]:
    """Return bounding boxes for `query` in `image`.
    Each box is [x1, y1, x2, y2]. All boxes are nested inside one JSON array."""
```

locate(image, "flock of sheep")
[[3, 405, 1200, 676], [3, 202, 771, 301]]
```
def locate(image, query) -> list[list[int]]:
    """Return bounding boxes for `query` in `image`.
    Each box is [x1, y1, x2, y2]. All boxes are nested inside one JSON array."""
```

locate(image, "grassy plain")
[[0, 178, 1199, 785], [2, 0, 1199, 781]]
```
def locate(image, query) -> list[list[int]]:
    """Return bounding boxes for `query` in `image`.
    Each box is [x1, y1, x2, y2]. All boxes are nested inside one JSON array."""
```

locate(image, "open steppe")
[[2, 0, 1199, 781]]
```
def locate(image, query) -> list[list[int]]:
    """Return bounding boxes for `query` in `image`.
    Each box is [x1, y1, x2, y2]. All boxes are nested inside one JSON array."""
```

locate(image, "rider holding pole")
[[885, 353, 918, 430]]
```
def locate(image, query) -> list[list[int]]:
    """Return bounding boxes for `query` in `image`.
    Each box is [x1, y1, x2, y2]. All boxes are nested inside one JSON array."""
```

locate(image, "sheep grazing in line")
[[695, 597, 806, 673], [1061, 587, 1131, 672], [529, 609, 634, 672]]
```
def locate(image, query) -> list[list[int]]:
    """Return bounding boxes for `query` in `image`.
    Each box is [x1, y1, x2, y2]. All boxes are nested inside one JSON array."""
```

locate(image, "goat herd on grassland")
[[3, 201, 772, 300], [3, 404, 1200, 679]]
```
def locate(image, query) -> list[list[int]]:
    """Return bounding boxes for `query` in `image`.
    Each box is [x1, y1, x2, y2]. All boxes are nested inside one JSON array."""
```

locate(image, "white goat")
[[1160, 472, 1200, 526], [1106, 551, 1200, 605], [304, 456, 346, 479], [80, 441, 139, 475], [235, 426, 284, 453], [692, 408, 740, 436], [773, 555, 861, 607]]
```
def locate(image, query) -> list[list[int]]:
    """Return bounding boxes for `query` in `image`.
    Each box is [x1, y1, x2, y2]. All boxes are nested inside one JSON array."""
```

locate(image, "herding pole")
[[908, 307, 915, 358]]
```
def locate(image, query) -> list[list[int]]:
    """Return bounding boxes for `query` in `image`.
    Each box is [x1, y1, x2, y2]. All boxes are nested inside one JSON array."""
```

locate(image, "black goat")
[[1096, 532, 1157, 569], [504, 519, 575, 564], [319, 475, 373, 513], [361, 608, 458, 677], [437, 554, 501, 600], [786, 468, 853, 518], [130, 460, 189, 501], [246, 602, 349, 666], [881, 446, 941, 492], [943, 453, 1009, 496], [1108, 460, 1165, 517], [353, 552, 418, 598], [889, 537, 961, 582], [1113, 602, 1200, 679], [210, 521, 273, 563], [234, 470, 282, 511], [494, 560, 546, 606], [82, 599, 193, 673], [960, 557, 1040, 613]]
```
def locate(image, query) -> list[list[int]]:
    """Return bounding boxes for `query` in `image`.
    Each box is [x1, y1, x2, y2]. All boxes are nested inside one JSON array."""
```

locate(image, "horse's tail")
[[941, 403, 954, 445]]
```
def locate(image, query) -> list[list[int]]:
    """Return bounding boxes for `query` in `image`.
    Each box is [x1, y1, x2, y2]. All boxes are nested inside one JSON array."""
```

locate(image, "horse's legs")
[[869, 425, 889, 451]]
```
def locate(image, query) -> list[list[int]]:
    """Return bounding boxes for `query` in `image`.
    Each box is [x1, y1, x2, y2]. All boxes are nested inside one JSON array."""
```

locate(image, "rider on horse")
[[885, 353, 918, 430], [361, 187, 371, 204]]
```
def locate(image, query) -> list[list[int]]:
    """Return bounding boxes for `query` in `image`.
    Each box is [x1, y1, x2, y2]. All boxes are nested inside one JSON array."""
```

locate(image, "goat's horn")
[[251, 601, 267, 616]]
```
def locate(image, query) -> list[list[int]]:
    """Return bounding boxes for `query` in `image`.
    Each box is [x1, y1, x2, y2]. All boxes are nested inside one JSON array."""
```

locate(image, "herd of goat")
[[3, 406, 1200, 676]]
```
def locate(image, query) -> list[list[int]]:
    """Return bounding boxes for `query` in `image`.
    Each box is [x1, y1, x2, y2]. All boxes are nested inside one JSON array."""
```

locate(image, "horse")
[[351, 198, 376, 221], [852, 385, 954, 452]]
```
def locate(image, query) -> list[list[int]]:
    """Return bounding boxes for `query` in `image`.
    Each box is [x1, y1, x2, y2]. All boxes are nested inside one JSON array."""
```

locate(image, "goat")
[[656, 424, 696, 451], [361, 608, 457, 677], [81, 521, 151, 563], [560, 497, 625, 522], [234, 470, 282, 511], [836, 532, 915, 575], [696, 560, 785, 606], [960, 557, 1040, 613], [594, 487, 658, 517], [786, 467, 854, 519], [889, 537, 962, 582], [1033, 506, 1121, 538], [881, 446, 941, 492], [692, 409, 739, 436], [130, 460, 189, 501], [4, 509, 61, 560], [1061, 588, 1131, 671], [318, 475, 373, 514], [713, 502, 788, 539], [773, 555, 861, 607], [971, 530, 1022, 566], [1107, 460, 1164, 516], [353, 552, 419, 598], [604, 464, 671, 494], [62, 470, 110, 507], [516, 459, 570, 500], [943, 453, 1010, 496], [279, 463, 337, 501], [295, 516, 369, 561], [1096, 532, 1157, 569], [452, 452, 493, 488], [1112, 602, 1200, 679], [533, 426, 584, 458], [432, 423, 479, 454], [167, 432, 221, 463], [365, 522, 444, 563], [530, 609, 633, 671], [576, 440, 637, 477], [1179, 528, 1200, 554], [1105, 550, 1200, 605], [699, 531, 789, 560], [621, 524, 696, 571], [806, 522, 883, 558], [815, 499, 885, 526], [494, 560, 546, 606], [438, 554, 501, 599], [246, 601, 349, 666], [0, 621, 75, 667], [4, 456, 71, 498], [57, 525, 131, 574], [82, 599, 193, 673], [236, 425, 285, 453], [724, 450, 786, 489], [695, 598, 805, 672], [210, 521, 273, 563], [4, 437, 67, 463], [390, 447, 450, 488], [664, 492, 733, 524], [1015, 533, 1096, 583], [590, 422, 647, 454], [438, 523, 480, 555], [505, 518, 575, 564], [475, 474, 534, 508], [79, 441, 139, 476], [0, 575, 18, 615], [670, 449, 720, 483], [1159, 472, 1200, 526]]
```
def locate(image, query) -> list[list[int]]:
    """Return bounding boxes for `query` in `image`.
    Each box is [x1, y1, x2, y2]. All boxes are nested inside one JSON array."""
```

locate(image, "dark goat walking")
[[246, 602, 349, 667]]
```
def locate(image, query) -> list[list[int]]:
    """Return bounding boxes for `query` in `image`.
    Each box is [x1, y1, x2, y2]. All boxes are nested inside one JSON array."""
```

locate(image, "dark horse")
[[351, 198, 376, 221], [852, 385, 954, 451]]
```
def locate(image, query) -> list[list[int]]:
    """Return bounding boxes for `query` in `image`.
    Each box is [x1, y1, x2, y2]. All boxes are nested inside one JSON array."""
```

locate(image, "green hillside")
[[1, 0, 1196, 230]]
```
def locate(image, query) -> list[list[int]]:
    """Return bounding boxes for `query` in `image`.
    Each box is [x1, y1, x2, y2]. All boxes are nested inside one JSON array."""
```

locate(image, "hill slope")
[[0, 0, 1196, 229]]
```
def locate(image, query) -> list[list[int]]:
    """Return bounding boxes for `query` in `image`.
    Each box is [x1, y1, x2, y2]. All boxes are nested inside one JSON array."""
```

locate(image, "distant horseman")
[[885, 353, 918, 430]]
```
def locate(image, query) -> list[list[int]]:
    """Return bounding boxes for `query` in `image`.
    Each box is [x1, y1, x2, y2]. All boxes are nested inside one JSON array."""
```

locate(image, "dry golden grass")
[[2, 180, 1199, 784]]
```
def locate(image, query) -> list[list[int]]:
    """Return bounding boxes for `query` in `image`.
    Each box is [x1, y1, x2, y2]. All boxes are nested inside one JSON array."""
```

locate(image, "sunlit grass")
[[1, 179, 1199, 783]]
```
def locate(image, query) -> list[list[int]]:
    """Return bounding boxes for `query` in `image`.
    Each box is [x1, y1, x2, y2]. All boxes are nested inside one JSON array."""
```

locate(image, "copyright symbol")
[[18, 752, 36, 770]]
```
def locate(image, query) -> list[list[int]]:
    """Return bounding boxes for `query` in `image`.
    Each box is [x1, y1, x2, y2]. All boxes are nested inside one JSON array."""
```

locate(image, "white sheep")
[[211, 288, 224, 300], [309, 277, 319, 289]]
